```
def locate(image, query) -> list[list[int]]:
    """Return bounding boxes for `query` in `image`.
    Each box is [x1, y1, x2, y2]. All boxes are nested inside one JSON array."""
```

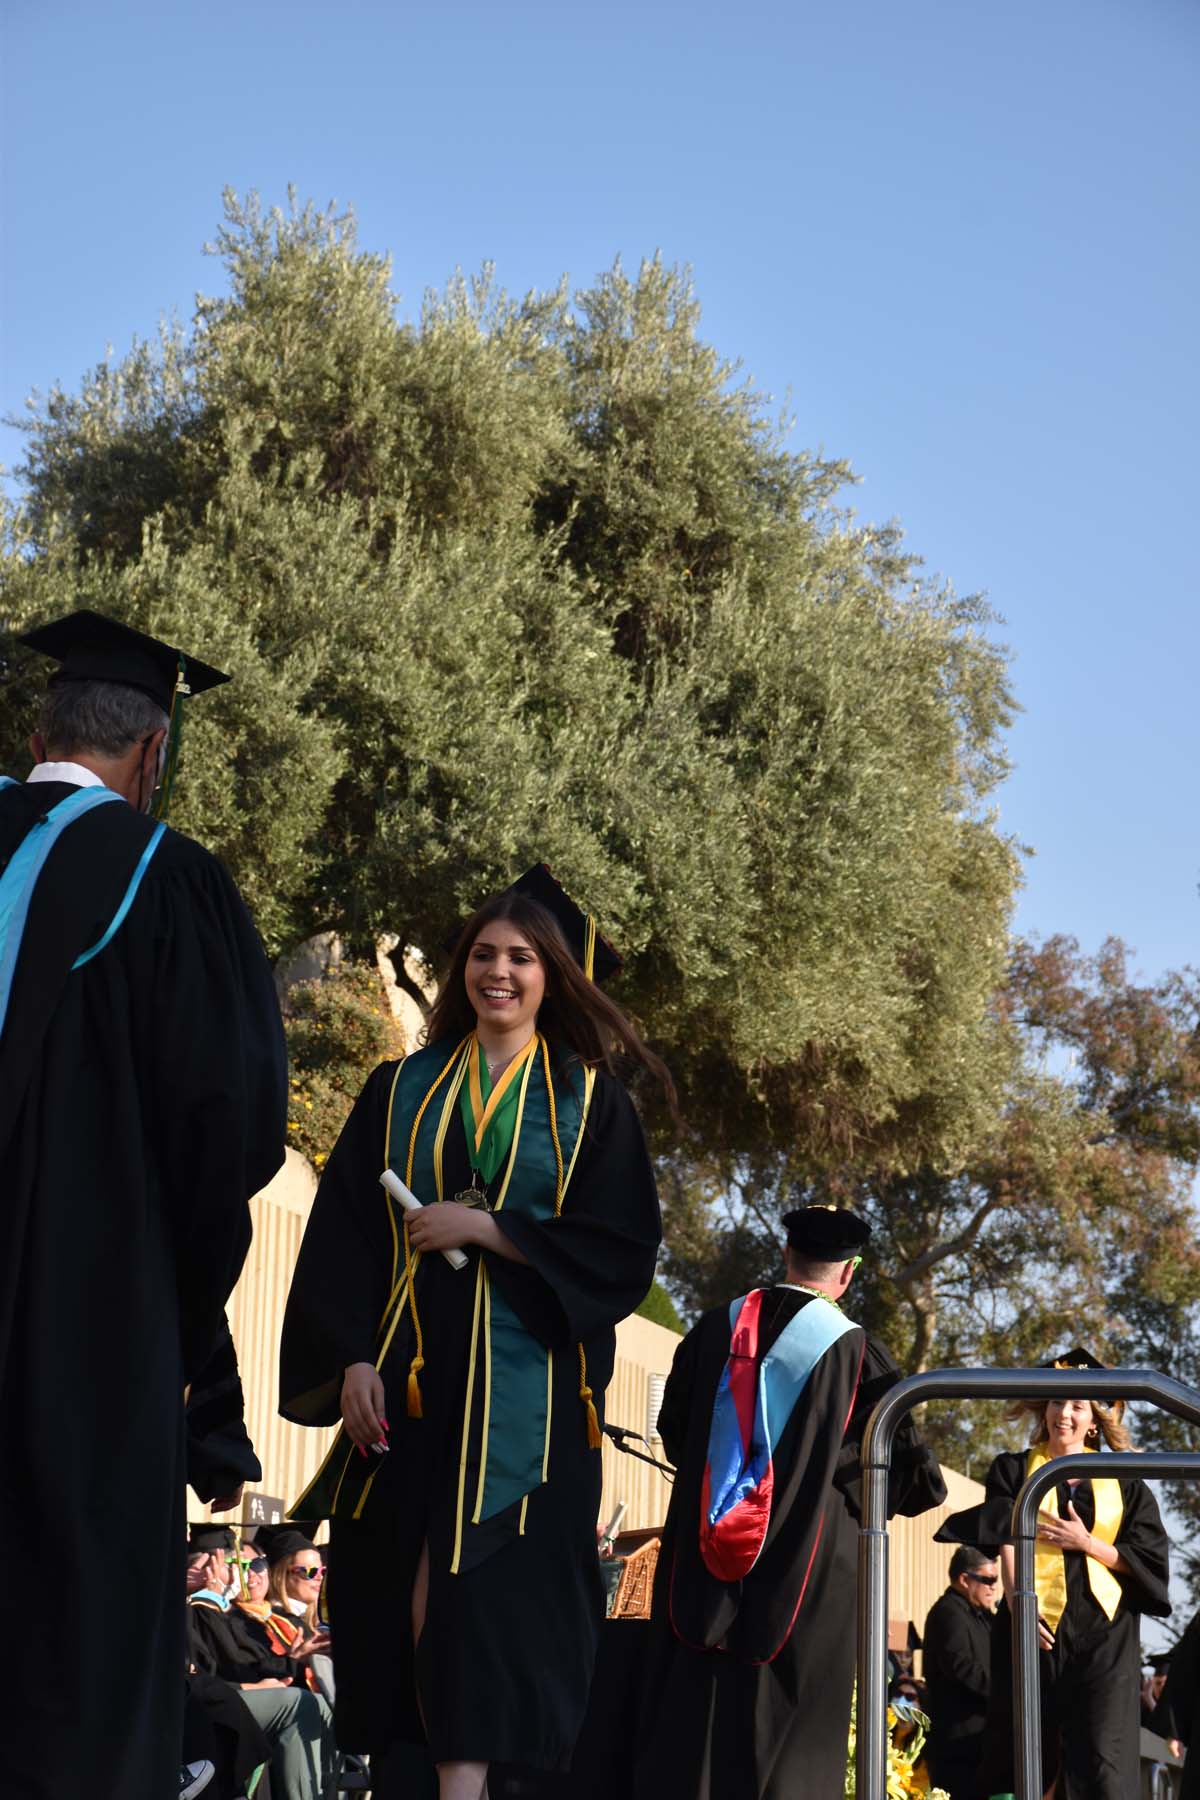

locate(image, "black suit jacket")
[[923, 1586, 994, 1754]]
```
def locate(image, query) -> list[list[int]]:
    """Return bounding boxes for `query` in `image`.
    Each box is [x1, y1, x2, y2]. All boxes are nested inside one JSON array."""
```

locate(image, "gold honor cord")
[[1026, 1444, 1124, 1629]]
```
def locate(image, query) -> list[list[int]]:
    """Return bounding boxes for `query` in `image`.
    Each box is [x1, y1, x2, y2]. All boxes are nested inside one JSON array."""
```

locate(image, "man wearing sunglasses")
[[922, 1545, 999, 1798]]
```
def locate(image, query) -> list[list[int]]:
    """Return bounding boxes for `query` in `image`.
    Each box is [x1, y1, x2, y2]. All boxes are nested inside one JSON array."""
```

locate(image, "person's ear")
[[29, 732, 47, 763], [144, 726, 167, 776]]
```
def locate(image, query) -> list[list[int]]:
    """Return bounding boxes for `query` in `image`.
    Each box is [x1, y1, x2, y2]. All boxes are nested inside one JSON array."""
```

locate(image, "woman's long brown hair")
[[424, 892, 678, 1115]]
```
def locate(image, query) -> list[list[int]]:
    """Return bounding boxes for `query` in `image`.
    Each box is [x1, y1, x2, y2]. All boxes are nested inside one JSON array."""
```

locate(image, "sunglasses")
[[966, 1572, 998, 1586], [238, 1557, 269, 1576], [291, 1564, 326, 1580]]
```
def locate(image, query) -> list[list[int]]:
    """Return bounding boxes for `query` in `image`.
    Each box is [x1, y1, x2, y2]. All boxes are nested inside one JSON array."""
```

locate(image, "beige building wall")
[[223, 1159, 982, 1636]]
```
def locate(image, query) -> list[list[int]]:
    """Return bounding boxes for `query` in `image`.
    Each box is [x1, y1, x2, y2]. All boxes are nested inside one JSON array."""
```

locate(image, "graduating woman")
[[279, 867, 667, 1800], [939, 1347, 1170, 1800]]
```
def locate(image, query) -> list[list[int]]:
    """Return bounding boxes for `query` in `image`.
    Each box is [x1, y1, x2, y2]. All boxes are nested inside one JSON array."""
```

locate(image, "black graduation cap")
[[782, 1205, 872, 1260], [1042, 1346, 1121, 1408], [188, 1522, 237, 1555], [249, 1524, 320, 1566], [18, 608, 230, 715], [1147, 1649, 1174, 1672], [448, 862, 623, 984]]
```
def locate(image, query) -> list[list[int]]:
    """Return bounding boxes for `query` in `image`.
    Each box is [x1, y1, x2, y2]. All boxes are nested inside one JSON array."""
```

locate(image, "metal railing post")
[[1011, 1449, 1200, 1800], [856, 1367, 1200, 1800]]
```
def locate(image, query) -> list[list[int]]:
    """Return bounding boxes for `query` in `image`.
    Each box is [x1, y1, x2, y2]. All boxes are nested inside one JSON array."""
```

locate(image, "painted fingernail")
[[380, 1417, 390, 1431], [356, 1444, 367, 1459]]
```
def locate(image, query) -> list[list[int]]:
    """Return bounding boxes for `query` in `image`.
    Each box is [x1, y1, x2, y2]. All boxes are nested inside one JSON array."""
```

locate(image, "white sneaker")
[[179, 1763, 215, 1799]]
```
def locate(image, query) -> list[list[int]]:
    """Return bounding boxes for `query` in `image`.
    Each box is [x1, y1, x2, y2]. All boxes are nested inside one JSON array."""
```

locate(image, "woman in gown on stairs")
[[279, 866, 670, 1800]]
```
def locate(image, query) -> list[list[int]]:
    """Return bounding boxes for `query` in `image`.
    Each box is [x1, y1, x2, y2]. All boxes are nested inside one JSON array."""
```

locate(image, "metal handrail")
[[1012, 1449, 1200, 1800], [856, 1366, 1200, 1800]]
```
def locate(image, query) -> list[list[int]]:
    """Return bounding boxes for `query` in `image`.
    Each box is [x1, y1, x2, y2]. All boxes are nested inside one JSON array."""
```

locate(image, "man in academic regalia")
[[0, 611, 287, 1800], [634, 1206, 947, 1800]]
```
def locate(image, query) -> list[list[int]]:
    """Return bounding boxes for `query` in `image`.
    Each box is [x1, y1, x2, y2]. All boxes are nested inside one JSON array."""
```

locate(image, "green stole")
[[292, 1035, 593, 1568]]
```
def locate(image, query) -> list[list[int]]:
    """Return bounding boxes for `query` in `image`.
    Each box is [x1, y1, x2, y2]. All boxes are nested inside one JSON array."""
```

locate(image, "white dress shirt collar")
[[27, 760, 109, 791]]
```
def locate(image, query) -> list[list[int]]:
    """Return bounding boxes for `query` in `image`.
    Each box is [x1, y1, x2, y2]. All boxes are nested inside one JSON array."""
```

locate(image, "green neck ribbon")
[[458, 1035, 535, 1188]]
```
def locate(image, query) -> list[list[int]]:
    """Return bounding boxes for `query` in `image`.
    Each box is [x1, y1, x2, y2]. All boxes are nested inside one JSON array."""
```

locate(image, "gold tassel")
[[402, 1212, 425, 1418], [578, 1344, 602, 1448]]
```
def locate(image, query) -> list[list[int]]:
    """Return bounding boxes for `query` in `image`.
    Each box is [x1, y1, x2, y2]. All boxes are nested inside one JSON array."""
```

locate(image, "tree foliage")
[[6, 194, 1199, 1506], [0, 189, 1020, 1190]]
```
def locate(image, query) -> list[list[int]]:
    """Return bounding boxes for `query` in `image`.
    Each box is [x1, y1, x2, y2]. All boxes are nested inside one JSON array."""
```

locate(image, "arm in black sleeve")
[[143, 841, 287, 1378], [835, 1337, 947, 1520], [1112, 1477, 1172, 1618], [187, 1315, 263, 1502], [278, 1062, 397, 1424], [656, 1319, 704, 1469], [489, 1071, 662, 1349]]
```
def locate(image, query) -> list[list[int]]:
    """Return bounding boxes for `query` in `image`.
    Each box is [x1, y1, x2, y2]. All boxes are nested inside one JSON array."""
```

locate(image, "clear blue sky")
[[3, 0, 1197, 980]]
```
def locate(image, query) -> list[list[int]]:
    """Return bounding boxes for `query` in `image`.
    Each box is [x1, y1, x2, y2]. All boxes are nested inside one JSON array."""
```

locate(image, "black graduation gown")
[[922, 1587, 994, 1799], [955, 1450, 1171, 1800], [0, 778, 287, 1800], [1161, 1607, 1200, 1799], [278, 1054, 661, 1771], [633, 1288, 947, 1800]]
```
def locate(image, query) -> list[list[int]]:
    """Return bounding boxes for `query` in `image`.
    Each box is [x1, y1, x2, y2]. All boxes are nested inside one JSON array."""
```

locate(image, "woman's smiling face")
[[463, 920, 546, 1039], [1045, 1396, 1094, 1448]]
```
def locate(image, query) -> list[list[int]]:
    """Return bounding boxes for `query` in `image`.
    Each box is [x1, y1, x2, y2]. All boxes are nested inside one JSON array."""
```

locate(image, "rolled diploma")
[[601, 1500, 627, 1546], [379, 1169, 468, 1271]]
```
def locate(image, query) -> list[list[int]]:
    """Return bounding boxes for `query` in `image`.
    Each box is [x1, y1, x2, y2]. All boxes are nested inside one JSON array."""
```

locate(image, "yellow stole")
[[1027, 1444, 1124, 1630]]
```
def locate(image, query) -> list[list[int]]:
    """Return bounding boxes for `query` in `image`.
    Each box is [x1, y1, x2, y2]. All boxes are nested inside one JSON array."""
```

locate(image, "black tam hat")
[[448, 862, 623, 983], [188, 1522, 236, 1555], [18, 608, 229, 713], [782, 1206, 872, 1260]]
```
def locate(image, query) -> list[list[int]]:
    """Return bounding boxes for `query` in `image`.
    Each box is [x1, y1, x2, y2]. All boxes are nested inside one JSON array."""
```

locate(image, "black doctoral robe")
[[942, 1449, 1171, 1800], [0, 778, 286, 1800], [633, 1287, 947, 1800], [278, 1052, 661, 1774], [922, 1586, 994, 1799]]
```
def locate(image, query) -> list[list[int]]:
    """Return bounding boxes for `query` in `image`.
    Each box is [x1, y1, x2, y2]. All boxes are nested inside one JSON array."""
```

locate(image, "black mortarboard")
[[1147, 1650, 1174, 1672], [782, 1206, 872, 1259], [18, 608, 230, 715], [250, 1525, 319, 1566], [448, 862, 623, 983], [188, 1522, 237, 1554], [1041, 1346, 1121, 1408]]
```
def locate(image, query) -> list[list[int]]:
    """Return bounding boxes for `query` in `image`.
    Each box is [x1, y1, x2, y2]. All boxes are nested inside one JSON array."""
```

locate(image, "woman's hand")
[[406, 1203, 530, 1265], [405, 1201, 487, 1256], [1037, 1615, 1056, 1651], [1036, 1499, 1092, 1555], [341, 1361, 386, 1447]]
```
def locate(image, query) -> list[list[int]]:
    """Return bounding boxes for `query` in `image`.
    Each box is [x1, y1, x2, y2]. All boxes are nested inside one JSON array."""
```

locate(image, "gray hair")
[[39, 679, 169, 759]]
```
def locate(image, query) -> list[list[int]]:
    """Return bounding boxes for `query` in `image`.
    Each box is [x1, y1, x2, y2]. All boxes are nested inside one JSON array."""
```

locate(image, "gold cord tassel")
[[403, 1215, 425, 1418], [578, 1344, 602, 1449]]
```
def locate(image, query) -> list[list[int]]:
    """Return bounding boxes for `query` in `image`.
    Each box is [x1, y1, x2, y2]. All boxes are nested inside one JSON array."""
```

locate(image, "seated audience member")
[[236, 1538, 331, 1698], [187, 1525, 334, 1800], [249, 1527, 333, 1700], [922, 1546, 998, 1799], [184, 1672, 272, 1800]]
